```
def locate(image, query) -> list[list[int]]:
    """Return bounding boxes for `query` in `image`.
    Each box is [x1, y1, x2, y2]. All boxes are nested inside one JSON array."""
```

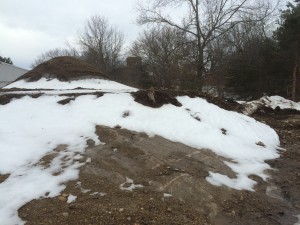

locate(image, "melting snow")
[[76, 181, 91, 194], [90, 192, 106, 197], [295, 215, 300, 225], [4, 78, 137, 92], [163, 193, 173, 198], [119, 177, 144, 191], [67, 194, 77, 203], [0, 89, 281, 224], [242, 95, 300, 115], [86, 158, 92, 163]]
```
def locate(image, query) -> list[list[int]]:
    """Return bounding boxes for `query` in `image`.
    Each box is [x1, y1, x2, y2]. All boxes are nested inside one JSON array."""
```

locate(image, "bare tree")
[[203, 9, 278, 96], [31, 46, 79, 68], [78, 15, 124, 73], [130, 26, 190, 88], [136, 0, 278, 87]]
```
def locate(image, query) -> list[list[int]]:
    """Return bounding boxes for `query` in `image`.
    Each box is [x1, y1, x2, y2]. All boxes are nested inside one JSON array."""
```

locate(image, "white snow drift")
[[4, 78, 137, 92], [242, 95, 300, 115], [0, 82, 281, 224]]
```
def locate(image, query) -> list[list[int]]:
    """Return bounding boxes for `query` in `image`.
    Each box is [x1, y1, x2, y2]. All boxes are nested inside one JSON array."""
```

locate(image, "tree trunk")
[[194, 0, 204, 89], [292, 41, 298, 101]]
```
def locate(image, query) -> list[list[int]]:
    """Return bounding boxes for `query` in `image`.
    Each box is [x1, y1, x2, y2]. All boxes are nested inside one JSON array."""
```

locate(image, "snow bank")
[[4, 78, 137, 92], [242, 95, 300, 115], [0, 93, 280, 224]]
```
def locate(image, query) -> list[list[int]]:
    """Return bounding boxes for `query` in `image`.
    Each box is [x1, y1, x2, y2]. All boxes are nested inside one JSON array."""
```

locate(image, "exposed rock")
[[58, 196, 67, 202]]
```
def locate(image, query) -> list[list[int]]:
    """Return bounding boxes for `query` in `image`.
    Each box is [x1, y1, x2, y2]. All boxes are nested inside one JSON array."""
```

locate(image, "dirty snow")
[[4, 78, 137, 92], [295, 215, 300, 225], [90, 192, 106, 197], [67, 194, 77, 203], [119, 177, 144, 191], [76, 181, 91, 194], [0, 90, 281, 224], [163, 193, 173, 198], [242, 95, 300, 115], [86, 158, 92, 163], [1, 89, 136, 95]]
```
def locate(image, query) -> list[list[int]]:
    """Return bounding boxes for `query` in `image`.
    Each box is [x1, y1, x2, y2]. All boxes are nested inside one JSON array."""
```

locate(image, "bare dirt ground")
[[13, 113, 300, 225], [1, 56, 298, 224], [0, 88, 299, 224]]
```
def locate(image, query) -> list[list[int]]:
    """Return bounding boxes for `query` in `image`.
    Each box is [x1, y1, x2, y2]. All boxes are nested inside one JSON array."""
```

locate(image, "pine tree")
[[0, 56, 13, 64], [275, 1, 300, 100]]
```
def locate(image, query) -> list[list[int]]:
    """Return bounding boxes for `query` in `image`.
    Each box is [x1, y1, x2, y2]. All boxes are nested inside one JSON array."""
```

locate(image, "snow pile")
[[4, 78, 137, 92], [0, 93, 280, 224], [242, 95, 300, 115]]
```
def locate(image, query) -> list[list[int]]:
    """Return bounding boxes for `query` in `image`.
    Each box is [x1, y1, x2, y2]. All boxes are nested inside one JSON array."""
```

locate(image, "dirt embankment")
[[0, 88, 299, 224], [256, 114, 300, 219], [0, 89, 240, 114], [17, 118, 300, 225], [17, 56, 109, 82]]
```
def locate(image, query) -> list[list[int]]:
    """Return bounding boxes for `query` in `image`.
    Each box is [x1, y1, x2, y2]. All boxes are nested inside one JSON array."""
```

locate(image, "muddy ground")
[[10, 112, 298, 225]]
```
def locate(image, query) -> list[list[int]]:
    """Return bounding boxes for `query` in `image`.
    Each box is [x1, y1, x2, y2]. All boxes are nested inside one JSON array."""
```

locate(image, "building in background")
[[0, 62, 28, 88]]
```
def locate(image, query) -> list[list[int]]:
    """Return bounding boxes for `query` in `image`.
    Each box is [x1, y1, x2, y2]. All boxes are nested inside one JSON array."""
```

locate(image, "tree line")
[[32, 0, 300, 101], [0, 56, 13, 64]]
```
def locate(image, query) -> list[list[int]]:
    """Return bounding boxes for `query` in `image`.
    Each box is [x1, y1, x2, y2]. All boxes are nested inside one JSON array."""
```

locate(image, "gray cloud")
[[0, 0, 141, 69]]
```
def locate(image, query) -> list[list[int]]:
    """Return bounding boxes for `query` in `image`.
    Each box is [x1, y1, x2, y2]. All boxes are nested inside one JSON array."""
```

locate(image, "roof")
[[0, 62, 28, 85], [0, 62, 28, 72]]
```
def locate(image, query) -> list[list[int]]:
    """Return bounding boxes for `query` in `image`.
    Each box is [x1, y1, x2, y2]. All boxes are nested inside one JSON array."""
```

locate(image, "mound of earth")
[[17, 56, 109, 82], [253, 106, 300, 118], [18, 125, 300, 225], [241, 96, 300, 116], [133, 90, 242, 111]]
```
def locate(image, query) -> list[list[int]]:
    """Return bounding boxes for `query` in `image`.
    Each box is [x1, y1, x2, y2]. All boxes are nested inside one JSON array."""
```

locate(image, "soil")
[[132, 90, 182, 108], [0, 89, 240, 112], [18, 114, 300, 225], [0, 93, 42, 105], [1, 88, 299, 224], [132, 90, 241, 111], [253, 106, 300, 117], [16, 57, 109, 82], [0, 174, 9, 184]]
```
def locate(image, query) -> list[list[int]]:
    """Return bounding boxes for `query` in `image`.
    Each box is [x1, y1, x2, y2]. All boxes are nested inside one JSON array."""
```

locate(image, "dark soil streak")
[[132, 89, 242, 111], [0, 174, 9, 184], [0, 94, 41, 105]]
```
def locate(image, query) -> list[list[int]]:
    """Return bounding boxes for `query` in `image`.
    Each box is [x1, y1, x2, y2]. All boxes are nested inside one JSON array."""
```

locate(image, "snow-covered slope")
[[0, 89, 281, 224], [242, 96, 300, 115], [4, 78, 137, 92]]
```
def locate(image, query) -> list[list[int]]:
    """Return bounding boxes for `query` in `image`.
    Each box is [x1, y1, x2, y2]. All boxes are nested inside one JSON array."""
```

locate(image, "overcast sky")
[[0, 0, 285, 70], [0, 0, 142, 69]]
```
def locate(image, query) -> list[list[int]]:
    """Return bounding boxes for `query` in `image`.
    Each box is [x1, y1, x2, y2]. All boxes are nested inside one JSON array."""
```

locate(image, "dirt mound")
[[18, 125, 299, 225], [132, 90, 182, 108], [253, 106, 300, 118], [133, 90, 242, 111], [17, 57, 109, 82]]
